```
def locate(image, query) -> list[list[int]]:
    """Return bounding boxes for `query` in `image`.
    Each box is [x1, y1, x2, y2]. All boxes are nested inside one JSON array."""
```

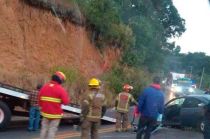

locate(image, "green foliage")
[[102, 64, 152, 99], [115, 0, 185, 72], [75, 0, 134, 48], [54, 0, 185, 72], [50, 66, 79, 85], [163, 52, 210, 90], [65, 0, 186, 88], [202, 74, 210, 89], [150, 0, 186, 37]]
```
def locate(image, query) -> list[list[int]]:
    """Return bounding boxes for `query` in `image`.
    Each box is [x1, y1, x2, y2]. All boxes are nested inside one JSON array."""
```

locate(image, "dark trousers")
[[136, 116, 156, 139]]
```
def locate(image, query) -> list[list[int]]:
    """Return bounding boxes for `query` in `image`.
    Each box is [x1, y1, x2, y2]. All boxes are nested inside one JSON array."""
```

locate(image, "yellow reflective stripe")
[[41, 96, 61, 103], [87, 115, 101, 119], [41, 112, 63, 118], [117, 107, 129, 112], [125, 94, 131, 110], [117, 93, 122, 108]]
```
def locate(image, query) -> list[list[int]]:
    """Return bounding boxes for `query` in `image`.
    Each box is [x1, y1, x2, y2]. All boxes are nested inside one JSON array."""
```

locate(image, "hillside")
[[0, 0, 120, 90]]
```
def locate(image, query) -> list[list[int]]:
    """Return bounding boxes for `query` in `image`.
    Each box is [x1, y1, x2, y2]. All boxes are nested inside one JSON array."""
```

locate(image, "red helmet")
[[54, 71, 66, 82], [123, 84, 133, 91]]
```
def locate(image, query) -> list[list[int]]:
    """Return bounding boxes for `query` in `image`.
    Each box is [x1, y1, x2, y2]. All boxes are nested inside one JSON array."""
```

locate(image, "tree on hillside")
[[117, 0, 185, 72], [76, 0, 134, 48], [71, 0, 186, 94], [163, 52, 210, 89]]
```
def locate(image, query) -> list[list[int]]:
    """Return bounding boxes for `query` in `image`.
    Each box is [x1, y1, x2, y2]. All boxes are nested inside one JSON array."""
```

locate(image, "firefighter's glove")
[[101, 106, 107, 117]]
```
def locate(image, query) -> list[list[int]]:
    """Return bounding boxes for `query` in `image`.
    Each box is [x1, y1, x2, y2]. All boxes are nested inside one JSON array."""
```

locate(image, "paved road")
[[56, 127, 203, 139], [0, 119, 203, 139], [0, 106, 203, 139]]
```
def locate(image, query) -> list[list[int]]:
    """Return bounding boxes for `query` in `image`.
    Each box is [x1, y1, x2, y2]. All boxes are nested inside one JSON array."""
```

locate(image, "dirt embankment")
[[0, 0, 120, 90]]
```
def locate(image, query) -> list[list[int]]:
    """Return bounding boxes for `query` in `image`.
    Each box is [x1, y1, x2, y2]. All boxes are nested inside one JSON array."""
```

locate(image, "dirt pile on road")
[[0, 0, 120, 90]]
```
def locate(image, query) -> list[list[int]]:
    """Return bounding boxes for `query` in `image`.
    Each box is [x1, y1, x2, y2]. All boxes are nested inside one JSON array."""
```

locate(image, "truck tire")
[[0, 101, 11, 131]]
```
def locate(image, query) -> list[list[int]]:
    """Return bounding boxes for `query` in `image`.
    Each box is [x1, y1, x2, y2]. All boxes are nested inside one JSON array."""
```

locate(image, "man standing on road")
[[39, 71, 70, 139], [136, 77, 164, 139], [115, 84, 138, 132], [80, 78, 107, 139], [28, 84, 42, 131]]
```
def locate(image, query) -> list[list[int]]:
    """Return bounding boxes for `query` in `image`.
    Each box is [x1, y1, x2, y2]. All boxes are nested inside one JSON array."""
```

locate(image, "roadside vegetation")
[[25, 0, 187, 97], [74, 0, 186, 95], [165, 52, 210, 90]]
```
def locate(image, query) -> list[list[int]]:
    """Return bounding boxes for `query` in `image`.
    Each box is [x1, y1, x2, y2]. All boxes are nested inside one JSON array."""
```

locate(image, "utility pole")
[[189, 66, 193, 78], [199, 67, 205, 89]]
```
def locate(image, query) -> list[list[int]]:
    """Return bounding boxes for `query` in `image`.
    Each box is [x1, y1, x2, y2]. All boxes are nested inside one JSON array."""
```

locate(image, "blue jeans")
[[28, 106, 40, 131]]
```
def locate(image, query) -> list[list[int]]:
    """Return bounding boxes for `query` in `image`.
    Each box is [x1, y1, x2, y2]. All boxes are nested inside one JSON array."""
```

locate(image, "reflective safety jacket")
[[116, 92, 137, 113], [81, 91, 106, 122], [38, 81, 70, 119]]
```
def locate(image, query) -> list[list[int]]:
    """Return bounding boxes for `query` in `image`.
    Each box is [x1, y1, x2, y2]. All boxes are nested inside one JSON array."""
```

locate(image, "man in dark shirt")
[[28, 84, 42, 131]]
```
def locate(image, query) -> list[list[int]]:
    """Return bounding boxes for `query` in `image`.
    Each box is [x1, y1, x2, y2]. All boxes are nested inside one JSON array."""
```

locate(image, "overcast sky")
[[172, 0, 210, 55]]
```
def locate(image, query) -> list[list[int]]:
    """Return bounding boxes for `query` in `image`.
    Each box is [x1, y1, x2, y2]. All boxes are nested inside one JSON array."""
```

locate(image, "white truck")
[[0, 82, 115, 130], [166, 72, 186, 87]]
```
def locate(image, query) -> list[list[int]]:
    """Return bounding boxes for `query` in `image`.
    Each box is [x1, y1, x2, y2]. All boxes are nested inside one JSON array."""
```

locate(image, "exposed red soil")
[[0, 0, 120, 91]]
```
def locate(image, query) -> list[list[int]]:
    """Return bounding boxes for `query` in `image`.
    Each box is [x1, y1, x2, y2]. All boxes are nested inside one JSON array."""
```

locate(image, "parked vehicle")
[[0, 82, 115, 131], [163, 94, 210, 132]]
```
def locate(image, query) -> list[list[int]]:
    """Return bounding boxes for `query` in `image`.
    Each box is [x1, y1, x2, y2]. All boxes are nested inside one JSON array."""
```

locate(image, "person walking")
[[80, 78, 107, 139], [28, 84, 42, 131], [115, 84, 138, 132], [39, 71, 70, 139], [136, 76, 164, 139]]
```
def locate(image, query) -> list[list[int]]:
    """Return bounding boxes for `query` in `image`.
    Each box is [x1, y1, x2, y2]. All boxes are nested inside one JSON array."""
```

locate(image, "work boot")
[[122, 128, 128, 132], [115, 128, 121, 132]]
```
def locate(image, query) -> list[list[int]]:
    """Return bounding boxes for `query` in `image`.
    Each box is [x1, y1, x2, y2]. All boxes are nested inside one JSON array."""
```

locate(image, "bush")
[[102, 63, 152, 99], [50, 66, 79, 85], [76, 0, 134, 49]]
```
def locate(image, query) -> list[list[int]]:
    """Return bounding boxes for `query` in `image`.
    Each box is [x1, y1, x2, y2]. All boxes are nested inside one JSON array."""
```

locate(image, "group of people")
[[28, 71, 70, 139], [115, 77, 164, 139], [27, 70, 165, 139]]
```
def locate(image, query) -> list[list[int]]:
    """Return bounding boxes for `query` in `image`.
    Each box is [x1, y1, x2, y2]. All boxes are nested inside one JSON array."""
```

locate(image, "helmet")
[[88, 78, 100, 88], [55, 71, 66, 82], [123, 84, 133, 91]]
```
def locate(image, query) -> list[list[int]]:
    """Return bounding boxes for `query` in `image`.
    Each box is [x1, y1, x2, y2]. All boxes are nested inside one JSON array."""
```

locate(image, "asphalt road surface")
[[0, 105, 204, 139], [0, 118, 203, 139]]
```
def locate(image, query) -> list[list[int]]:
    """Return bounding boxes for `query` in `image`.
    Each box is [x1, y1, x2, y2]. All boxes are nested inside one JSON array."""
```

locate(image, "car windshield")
[[177, 82, 192, 87]]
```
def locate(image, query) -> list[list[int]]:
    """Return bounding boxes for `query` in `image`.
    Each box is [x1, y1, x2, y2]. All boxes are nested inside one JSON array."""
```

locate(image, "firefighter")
[[39, 71, 70, 139], [115, 84, 138, 132], [80, 78, 107, 139]]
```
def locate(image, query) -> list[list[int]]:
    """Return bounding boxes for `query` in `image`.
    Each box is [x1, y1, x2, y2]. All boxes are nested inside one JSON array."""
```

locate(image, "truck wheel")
[[0, 101, 11, 131]]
